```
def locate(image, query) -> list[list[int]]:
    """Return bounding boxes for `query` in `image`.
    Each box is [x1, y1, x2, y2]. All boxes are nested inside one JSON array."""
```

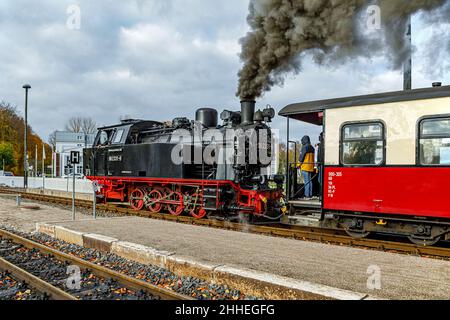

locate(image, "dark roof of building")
[[279, 85, 450, 117]]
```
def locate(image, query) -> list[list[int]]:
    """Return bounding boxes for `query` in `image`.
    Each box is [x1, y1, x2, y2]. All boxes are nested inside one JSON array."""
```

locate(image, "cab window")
[[99, 131, 109, 145], [113, 129, 124, 144], [341, 122, 384, 166], [419, 117, 450, 165]]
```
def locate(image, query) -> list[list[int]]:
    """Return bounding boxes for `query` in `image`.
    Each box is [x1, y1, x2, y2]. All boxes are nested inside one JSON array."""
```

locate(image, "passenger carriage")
[[279, 84, 450, 245]]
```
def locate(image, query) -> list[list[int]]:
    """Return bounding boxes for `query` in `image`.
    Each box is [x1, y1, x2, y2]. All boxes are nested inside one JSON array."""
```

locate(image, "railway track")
[[1, 188, 449, 260], [0, 229, 191, 300]]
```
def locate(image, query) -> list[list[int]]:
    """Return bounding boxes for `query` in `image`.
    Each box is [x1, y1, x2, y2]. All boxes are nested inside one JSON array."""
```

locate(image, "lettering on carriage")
[[327, 171, 343, 199]]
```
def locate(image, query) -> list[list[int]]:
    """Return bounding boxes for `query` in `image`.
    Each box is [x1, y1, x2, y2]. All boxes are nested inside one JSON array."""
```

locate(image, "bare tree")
[[65, 117, 97, 134], [48, 131, 57, 149], [65, 117, 82, 133], [81, 117, 97, 134]]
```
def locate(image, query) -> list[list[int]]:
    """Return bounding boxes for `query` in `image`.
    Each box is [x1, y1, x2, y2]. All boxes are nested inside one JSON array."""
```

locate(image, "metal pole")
[[51, 146, 54, 178], [72, 166, 75, 220], [35, 145, 37, 178], [403, 16, 412, 91], [286, 116, 290, 200], [23, 84, 31, 189], [66, 164, 69, 191], [93, 190, 97, 219], [42, 145, 45, 189]]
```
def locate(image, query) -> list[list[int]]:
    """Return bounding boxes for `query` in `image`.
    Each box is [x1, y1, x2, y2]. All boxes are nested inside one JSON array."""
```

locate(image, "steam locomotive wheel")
[[129, 188, 145, 211], [165, 190, 184, 216], [190, 207, 207, 219], [146, 189, 163, 213]]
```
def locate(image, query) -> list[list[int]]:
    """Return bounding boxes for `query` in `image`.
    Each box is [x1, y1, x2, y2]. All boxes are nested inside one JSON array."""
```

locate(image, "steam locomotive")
[[84, 101, 285, 220]]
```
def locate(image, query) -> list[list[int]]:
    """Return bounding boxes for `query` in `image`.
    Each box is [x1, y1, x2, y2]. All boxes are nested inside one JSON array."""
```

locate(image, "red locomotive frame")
[[88, 176, 283, 219]]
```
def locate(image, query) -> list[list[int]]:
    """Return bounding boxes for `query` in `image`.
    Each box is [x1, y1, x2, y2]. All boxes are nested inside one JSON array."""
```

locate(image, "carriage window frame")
[[339, 121, 386, 167], [418, 116, 450, 166]]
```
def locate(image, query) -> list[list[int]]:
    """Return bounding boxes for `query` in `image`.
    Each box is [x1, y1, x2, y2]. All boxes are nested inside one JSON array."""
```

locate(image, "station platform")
[[0, 196, 449, 300]]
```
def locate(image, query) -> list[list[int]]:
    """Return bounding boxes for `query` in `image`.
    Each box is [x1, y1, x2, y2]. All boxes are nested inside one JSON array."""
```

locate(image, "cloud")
[[0, 0, 448, 145]]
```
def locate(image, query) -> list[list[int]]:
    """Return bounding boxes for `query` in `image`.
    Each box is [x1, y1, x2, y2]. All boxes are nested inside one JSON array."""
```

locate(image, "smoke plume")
[[237, 0, 450, 100]]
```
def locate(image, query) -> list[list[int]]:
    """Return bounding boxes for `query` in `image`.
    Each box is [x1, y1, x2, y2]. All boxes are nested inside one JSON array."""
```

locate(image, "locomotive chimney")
[[240, 100, 256, 125]]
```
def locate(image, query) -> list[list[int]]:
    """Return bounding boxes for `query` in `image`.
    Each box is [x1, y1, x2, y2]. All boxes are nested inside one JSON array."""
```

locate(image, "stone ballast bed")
[[35, 222, 377, 300]]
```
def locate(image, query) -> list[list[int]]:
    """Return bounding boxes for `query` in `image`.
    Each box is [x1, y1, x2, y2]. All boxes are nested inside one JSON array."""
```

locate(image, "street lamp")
[[23, 84, 31, 189]]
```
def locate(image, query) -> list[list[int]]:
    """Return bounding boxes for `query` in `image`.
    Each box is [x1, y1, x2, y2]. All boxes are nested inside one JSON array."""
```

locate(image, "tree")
[[65, 117, 97, 134], [48, 131, 57, 149], [0, 100, 51, 175], [81, 117, 97, 134], [0, 142, 16, 169]]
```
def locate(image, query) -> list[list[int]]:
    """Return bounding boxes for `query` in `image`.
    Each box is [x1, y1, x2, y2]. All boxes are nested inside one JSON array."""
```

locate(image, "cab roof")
[[97, 120, 163, 131]]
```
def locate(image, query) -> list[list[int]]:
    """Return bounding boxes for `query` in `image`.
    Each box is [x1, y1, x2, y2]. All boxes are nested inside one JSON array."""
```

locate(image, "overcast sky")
[[1, 0, 449, 144]]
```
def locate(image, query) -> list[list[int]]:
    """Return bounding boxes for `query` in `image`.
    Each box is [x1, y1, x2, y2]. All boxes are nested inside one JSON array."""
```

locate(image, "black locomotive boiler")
[[84, 101, 285, 219]]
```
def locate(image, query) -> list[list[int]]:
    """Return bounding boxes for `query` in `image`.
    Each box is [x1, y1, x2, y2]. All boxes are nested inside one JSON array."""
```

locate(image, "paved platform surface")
[[0, 197, 449, 300], [0, 195, 94, 232]]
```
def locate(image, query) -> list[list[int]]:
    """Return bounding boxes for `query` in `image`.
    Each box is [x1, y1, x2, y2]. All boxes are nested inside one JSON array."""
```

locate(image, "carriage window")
[[341, 122, 384, 166], [419, 117, 450, 165], [113, 129, 124, 144]]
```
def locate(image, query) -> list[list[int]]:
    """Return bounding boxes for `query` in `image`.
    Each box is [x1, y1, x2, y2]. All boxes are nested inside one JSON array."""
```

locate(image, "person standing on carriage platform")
[[299, 135, 315, 200]]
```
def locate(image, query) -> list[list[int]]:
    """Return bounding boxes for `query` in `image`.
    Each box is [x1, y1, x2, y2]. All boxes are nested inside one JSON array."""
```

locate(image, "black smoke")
[[236, 0, 450, 100]]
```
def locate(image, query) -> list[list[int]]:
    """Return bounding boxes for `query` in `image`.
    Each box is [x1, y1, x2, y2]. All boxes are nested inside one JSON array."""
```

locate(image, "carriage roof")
[[279, 85, 450, 117]]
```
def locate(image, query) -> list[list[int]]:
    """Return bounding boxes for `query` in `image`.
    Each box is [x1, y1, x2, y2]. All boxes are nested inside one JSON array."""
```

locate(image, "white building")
[[54, 131, 96, 177]]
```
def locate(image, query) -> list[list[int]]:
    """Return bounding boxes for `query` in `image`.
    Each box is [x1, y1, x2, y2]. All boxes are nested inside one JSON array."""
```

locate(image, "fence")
[[0, 176, 93, 194]]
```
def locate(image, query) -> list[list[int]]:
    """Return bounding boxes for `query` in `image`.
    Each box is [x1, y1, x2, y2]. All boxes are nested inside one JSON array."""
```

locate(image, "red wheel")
[[190, 208, 207, 219], [165, 189, 184, 216], [146, 189, 163, 213], [130, 188, 145, 211]]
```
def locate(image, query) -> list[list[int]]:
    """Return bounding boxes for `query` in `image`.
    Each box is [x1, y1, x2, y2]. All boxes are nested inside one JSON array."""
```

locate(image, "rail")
[[0, 228, 192, 300], [1, 188, 449, 260]]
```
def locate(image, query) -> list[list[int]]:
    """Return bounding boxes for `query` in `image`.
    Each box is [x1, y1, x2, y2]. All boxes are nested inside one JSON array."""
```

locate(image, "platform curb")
[[111, 241, 173, 268], [36, 224, 380, 300], [213, 266, 370, 300], [54, 226, 84, 246], [35, 223, 56, 238], [83, 233, 118, 252], [165, 255, 221, 281]]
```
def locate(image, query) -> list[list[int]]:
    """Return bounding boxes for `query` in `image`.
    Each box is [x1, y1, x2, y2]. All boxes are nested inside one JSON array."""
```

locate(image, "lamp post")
[[23, 84, 31, 189]]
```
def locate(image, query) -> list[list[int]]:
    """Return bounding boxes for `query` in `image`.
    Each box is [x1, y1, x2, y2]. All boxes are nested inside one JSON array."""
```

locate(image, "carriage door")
[[341, 121, 386, 213]]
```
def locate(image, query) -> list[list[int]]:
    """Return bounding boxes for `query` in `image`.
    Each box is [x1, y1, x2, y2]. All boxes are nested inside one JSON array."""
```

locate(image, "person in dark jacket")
[[299, 135, 315, 199]]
